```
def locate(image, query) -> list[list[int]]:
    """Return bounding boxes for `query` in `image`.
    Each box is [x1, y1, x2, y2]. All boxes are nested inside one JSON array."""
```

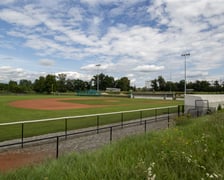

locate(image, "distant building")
[[106, 88, 121, 92]]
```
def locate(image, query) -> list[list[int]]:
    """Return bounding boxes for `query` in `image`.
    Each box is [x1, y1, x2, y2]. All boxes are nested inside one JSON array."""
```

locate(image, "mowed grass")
[[1, 111, 223, 179], [0, 95, 182, 141]]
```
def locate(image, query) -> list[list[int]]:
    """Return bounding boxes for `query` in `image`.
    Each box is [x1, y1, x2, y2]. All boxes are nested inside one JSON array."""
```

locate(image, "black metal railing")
[[0, 105, 184, 159]]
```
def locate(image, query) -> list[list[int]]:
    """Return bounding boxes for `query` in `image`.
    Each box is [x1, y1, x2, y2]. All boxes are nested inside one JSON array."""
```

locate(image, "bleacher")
[[76, 89, 101, 96]]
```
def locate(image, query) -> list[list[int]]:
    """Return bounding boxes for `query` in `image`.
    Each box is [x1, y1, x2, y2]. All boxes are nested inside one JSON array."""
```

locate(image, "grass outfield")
[[0, 95, 183, 141]]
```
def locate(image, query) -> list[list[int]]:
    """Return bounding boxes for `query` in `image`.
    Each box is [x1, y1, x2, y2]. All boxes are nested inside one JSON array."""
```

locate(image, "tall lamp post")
[[181, 53, 190, 98], [96, 64, 101, 92]]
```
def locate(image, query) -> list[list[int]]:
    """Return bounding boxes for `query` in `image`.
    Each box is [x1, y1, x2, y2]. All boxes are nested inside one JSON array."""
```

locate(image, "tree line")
[[1, 74, 223, 94], [149, 76, 224, 92], [0, 73, 131, 94]]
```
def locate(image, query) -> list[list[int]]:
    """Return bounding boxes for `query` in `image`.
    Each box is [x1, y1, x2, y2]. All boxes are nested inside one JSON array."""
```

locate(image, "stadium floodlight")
[[96, 64, 101, 92], [181, 53, 190, 98]]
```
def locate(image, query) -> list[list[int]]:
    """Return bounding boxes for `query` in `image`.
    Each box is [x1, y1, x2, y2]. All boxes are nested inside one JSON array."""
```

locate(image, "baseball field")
[[0, 95, 182, 141]]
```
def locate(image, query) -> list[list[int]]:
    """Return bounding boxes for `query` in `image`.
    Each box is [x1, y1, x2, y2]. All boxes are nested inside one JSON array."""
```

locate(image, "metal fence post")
[[97, 115, 99, 134], [65, 118, 68, 139], [140, 111, 143, 125], [144, 120, 147, 133], [168, 108, 170, 128], [21, 123, 24, 148], [121, 113, 124, 128], [155, 109, 157, 122], [182, 105, 185, 115], [56, 136, 59, 159], [110, 127, 112, 143], [178, 105, 180, 117], [197, 108, 199, 117]]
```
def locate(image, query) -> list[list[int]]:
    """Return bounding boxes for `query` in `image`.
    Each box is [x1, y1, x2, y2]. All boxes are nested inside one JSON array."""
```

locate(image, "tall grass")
[[1, 111, 223, 179]]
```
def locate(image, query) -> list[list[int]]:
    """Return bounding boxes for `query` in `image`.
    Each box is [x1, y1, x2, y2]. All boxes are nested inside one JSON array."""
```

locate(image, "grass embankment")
[[1, 111, 224, 179]]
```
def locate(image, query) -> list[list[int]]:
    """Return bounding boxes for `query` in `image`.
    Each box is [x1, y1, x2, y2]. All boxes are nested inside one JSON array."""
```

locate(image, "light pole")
[[181, 53, 190, 98], [96, 64, 101, 92]]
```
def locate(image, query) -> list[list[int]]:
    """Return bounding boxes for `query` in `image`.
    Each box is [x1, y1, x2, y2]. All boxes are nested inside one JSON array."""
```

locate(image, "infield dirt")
[[9, 98, 106, 110]]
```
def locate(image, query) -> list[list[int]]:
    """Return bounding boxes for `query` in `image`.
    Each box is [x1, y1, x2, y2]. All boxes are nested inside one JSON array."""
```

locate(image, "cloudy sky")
[[0, 0, 223, 87]]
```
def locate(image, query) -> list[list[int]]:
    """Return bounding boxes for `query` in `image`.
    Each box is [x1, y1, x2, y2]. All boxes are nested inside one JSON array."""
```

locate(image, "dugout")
[[76, 89, 101, 96], [185, 94, 224, 116]]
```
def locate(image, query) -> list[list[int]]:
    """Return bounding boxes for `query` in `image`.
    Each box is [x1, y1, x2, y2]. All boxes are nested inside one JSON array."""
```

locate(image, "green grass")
[[1, 111, 223, 179], [0, 95, 182, 141], [0, 95, 181, 122]]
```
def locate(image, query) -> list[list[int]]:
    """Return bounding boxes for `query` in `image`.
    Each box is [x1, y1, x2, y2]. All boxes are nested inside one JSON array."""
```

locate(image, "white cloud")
[[0, 65, 92, 83], [38, 0, 64, 8], [187, 71, 209, 79], [80, 64, 98, 71], [148, 0, 224, 33], [0, 0, 223, 86], [80, 0, 119, 6], [68, 7, 84, 22], [80, 0, 142, 6], [0, 0, 16, 5], [56, 71, 91, 81], [81, 63, 114, 71], [134, 65, 165, 72], [39, 59, 55, 66], [0, 66, 34, 82], [0, 9, 41, 27]]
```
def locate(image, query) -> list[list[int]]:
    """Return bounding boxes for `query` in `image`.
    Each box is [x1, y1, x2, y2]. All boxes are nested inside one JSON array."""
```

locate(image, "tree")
[[66, 79, 75, 92], [92, 73, 115, 91], [66, 79, 89, 91], [45, 74, 57, 94], [19, 79, 32, 92], [200, 80, 210, 92], [116, 77, 130, 91], [8, 80, 22, 93], [99, 74, 115, 90], [157, 76, 166, 91], [33, 76, 46, 93], [73, 79, 88, 91], [103, 75, 115, 90], [165, 81, 177, 91], [177, 80, 185, 91], [151, 79, 158, 91], [33, 75, 56, 94], [213, 80, 221, 92], [57, 74, 67, 92], [0, 83, 8, 92], [192, 80, 210, 92], [222, 81, 224, 92]]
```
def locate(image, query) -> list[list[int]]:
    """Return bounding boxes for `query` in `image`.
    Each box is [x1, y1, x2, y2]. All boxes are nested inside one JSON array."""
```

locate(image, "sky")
[[0, 0, 223, 87]]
